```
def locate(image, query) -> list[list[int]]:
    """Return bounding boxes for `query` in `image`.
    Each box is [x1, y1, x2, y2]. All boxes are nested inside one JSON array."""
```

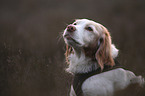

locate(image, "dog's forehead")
[[75, 19, 96, 24], [75, 19, 103, 31], [75, 19, 101, 27]]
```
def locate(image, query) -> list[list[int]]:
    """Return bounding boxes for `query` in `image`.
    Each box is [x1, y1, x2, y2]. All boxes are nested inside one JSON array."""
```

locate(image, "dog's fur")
[[63, 19, 144, 96]]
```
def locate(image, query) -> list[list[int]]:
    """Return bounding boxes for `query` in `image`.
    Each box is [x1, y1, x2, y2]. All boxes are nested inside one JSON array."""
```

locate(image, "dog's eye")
[[86, 27, 93, 31], [73, 23, 77, 25]]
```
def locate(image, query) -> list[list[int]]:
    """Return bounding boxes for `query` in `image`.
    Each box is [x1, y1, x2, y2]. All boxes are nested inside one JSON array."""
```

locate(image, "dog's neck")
[[66, 48, 98, 74], [66, 44, 119, 74]]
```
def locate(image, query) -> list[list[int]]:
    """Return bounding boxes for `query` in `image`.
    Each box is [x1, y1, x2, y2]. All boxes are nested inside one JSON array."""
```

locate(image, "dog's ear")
[[65, 45, 73, 64], [95, 26, 114, 70]]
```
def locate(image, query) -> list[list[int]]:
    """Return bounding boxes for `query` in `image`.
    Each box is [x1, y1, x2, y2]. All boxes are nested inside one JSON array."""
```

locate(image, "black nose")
[[67, 25, 76, 32]]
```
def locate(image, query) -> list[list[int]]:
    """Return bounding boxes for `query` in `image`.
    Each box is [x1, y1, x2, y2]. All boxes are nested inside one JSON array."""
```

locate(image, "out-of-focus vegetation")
[[0, 0, 145, 96]]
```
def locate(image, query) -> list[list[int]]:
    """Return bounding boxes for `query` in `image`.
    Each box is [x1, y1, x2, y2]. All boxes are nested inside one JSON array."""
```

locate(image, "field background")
[[0, 0, 145, 96]]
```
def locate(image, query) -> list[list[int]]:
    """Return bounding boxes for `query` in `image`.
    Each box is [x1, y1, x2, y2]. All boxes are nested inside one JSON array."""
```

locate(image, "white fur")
[[63, 19, 144, 96], [66, 51, 98, 74], [111, 44, 119, 58]]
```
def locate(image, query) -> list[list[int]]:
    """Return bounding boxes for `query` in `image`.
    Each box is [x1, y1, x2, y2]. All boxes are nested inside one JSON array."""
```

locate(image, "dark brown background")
[[0, 0, 145, 96]]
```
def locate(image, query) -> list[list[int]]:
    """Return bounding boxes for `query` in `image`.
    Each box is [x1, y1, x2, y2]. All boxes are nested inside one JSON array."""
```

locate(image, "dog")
[[63, 19, 144, 96]]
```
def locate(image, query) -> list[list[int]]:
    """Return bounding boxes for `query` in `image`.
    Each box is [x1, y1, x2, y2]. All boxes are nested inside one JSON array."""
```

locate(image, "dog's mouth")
[[64, 34, 81, 45]]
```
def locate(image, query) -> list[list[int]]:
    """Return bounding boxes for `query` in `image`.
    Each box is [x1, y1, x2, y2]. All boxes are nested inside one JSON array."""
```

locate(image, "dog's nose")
[[67, 25, 76, 32]]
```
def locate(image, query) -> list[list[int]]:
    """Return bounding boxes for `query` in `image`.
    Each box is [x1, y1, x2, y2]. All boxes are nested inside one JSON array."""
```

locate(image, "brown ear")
[[65, 45, 73, 64], [95, 27, 114, 70]]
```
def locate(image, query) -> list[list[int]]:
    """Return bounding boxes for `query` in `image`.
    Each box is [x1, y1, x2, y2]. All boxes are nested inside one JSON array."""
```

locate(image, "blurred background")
[[0, 0, 145, 96]]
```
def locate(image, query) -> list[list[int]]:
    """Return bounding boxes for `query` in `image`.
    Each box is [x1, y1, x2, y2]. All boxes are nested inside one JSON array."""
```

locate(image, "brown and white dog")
[[63, 19, 144, 96]]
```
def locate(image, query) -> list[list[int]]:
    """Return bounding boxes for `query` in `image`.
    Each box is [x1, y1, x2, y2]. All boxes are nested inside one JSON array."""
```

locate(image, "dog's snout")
[[67, 25, 76, 32]]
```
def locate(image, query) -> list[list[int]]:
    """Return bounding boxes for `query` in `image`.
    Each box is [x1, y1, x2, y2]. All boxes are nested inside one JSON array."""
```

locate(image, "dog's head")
[[63, 19, 118, 70]]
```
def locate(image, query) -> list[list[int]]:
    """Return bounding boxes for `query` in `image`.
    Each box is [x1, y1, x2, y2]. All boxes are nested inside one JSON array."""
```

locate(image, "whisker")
[[64, 23, 69, 26], [57, 22, 67, 44], [57, 31, 64, 44]]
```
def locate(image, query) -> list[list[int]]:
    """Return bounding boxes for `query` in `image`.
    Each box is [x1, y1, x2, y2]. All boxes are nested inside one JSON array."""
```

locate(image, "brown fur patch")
[[65, 45, 73, 64], [95, 26, 114, 70]]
